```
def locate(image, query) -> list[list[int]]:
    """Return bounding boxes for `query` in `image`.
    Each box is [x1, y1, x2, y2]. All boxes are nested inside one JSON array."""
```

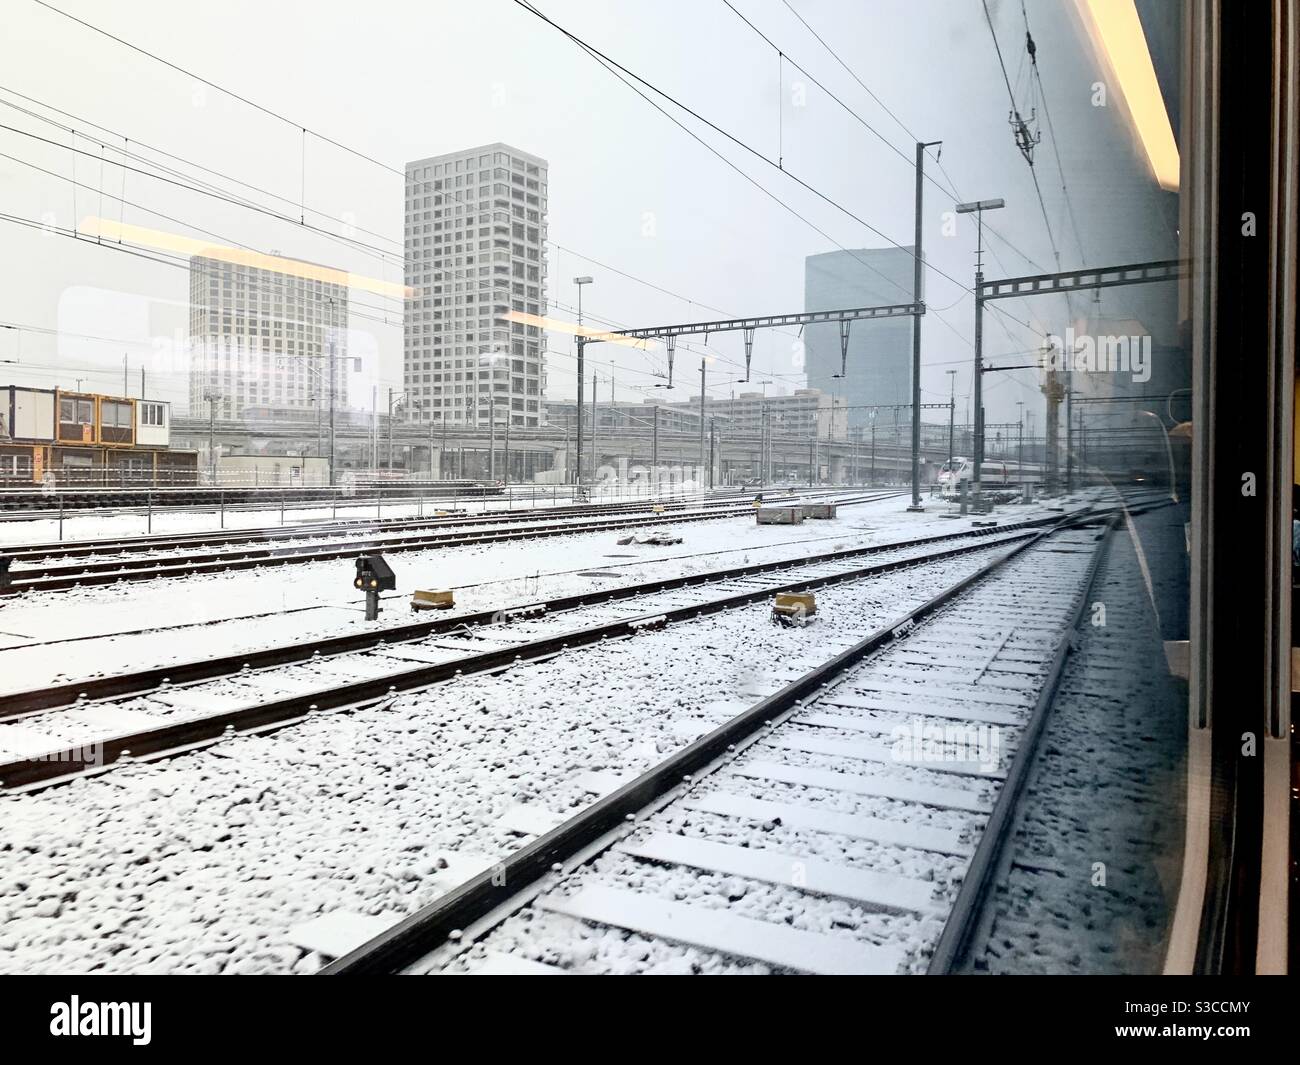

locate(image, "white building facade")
[[404, 143, 548, 428], [188, 254, 349, 421]]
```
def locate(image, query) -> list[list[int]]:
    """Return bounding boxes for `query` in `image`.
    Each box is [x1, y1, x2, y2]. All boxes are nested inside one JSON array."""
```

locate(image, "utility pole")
[[204, 390, 217, 485], [708, 419, 715, 489], [909, 140, 942, 510], [894, 408, 900, 485], [123, 354, 128, 397], [1065, 381, 1074, 494], [387, 387, 394, 472], [328, 327, 337, 486], [698, 359, 706, 482], [503, 406, 511, 485], [651, 405, 659, 492], [1017, 400, 1025, 486], [946, 369, 956, 473], [955, 198, 1005, 489], [1079, 404, 1086, 480], [590, 370, 599, 479], [573, 276, 593, 488], [489, 399, 497, 481]]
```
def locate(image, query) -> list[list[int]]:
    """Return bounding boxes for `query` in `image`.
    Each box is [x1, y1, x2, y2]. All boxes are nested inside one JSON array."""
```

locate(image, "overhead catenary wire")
[[18, 4, 803, 347], [773, 0, 1049, 283], [20, 0, 1045, 400], [0, 84, 404, 251], [511, 0, 1040, 362], [747, 0, 1052, 357], [1018, 0, 1087, 268], [980, 0, 1073, 332]]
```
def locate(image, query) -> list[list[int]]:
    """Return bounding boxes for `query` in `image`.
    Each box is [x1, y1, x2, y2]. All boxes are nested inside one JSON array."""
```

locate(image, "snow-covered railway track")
[[0, 493, 894, 595], [0, 490, 828, 566], [0, 515, 1061, 791], [320, 514, 1118, 975]]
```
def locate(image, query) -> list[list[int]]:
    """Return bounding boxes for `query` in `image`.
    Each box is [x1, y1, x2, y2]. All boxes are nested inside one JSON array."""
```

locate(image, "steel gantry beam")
[[972, 258, 1189, 487], [976, 258, 1188, 302], [592, 301, 924, 341], [576, 300, 925, 491]]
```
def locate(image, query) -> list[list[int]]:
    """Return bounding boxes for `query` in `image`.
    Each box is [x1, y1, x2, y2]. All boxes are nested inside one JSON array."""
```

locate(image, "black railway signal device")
[[354, 554, 396, 620]]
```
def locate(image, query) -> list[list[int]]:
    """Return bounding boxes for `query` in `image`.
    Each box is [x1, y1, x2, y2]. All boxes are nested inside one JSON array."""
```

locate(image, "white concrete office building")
[[188, 254, 348, 421], [404, 143, 548, 428]]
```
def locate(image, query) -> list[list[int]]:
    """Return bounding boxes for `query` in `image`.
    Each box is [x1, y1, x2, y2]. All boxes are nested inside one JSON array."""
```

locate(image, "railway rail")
[[311, 506, 1134, 975], [0, 481, 505, 515], [0, 510, 1075, 791], [0, 491, 894, 595], [0, 490, 821, 564]]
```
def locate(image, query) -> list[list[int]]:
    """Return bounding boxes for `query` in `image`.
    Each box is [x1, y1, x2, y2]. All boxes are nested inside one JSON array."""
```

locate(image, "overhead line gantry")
[[578, 300, 925, 492]]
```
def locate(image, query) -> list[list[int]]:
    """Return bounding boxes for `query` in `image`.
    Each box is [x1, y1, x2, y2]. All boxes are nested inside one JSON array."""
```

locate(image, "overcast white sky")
[[0, 0, 1177, 424]]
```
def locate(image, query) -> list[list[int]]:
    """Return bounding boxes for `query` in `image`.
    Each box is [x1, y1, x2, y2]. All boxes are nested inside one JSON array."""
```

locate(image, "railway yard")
[[0, 484, 1179, 975]]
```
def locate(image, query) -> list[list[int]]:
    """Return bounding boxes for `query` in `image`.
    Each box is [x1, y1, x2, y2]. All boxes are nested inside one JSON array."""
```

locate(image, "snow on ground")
[[0, 492, 1069, 693], [0, 540, 1017, 974], [974, 520, 1187, 973], [0, 485, 756, 547], [9, 499, 769, 566], [450, 534, 1099, 975]]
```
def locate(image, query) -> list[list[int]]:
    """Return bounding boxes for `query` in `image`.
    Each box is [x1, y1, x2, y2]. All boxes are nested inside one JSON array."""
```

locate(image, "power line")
[[22, 2, 807, 343], [766, 0, 1051, 361], [29, 0, 403, 178], [0, 210, 400, 333], [0, 120, 401, 264], [512, 0, 976, 302], [511, 0, 1031, 361], [980, 0, 1065, 276], [773, 0, 1048, 277], [1018, 0, 1087, 267], [23, 0, 1043, 397], [0, 83, 404, 253]]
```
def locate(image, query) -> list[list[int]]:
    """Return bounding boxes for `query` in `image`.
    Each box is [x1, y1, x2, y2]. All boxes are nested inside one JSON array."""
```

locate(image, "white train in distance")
[[936, 456, 1013, 497]]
